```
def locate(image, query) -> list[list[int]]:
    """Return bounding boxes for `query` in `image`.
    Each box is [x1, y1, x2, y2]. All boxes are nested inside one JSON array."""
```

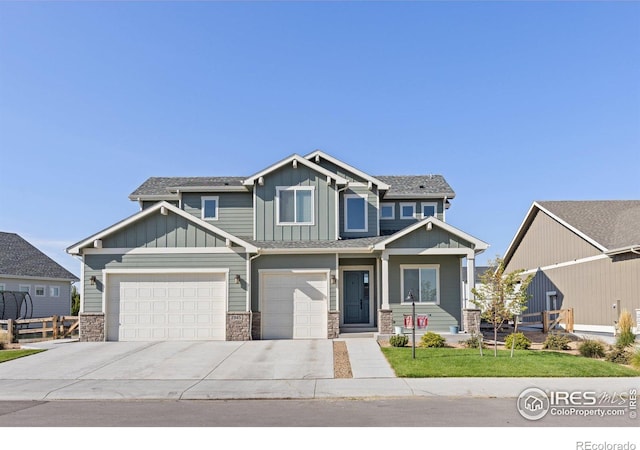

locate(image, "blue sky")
[[1, 1, 639, 277]]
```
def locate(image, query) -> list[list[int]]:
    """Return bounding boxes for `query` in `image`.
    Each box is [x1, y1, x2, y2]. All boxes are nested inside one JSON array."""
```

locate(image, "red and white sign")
[[403, 315, 413, 329], [417, 315, 428, 329]]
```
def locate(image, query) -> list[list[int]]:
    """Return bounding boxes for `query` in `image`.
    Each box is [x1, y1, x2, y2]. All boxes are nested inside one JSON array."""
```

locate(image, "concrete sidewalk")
[[0, 339, 637, 401]]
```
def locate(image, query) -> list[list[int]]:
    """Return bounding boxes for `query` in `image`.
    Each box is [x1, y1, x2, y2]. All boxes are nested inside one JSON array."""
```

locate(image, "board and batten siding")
[[505, 210, 601, 272], [182, 192, 253, 238], [83, 253, 248, 314], [251, 254, 337, 311], [379, 200, 444, 234], [255, 165, 337, 241], [101, 210, 241, 249], [340, 186, 379, 239], [525, 254, 640, 328], [388, 255, 462, 331], [387, 225, 472, 250]]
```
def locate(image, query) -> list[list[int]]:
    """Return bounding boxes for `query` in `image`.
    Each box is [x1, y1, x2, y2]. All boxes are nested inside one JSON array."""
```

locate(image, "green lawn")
[[0, 349, 45, 363], [381, 347, 640, 377]]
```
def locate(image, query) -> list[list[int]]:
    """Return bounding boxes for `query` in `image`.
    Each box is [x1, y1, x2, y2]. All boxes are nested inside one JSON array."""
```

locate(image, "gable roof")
[[305, 150, 391, 190], [373, 216, 489, 253], [243, 154, 349, 186], [67, 201, 258, 255], [0, 232, 78, 281], [376, 175, 455, 199], [503, 200, 640, 263], [129, 177, 247, 199]]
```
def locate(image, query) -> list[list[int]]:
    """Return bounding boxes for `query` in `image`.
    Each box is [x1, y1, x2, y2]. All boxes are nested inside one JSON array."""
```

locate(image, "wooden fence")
[[0, 316, 79, 343], [519, 309, 574, 333]]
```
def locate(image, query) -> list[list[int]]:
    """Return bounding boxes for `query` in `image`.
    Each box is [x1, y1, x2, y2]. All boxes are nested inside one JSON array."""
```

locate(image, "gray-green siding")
[[316, 159, 367, 183], [102, 211, 240, 249], [387, 225, 473, 250], [83, 253, 248, 313], [182, 192, 253, 238], [255, 165, 337, 241], [251, 254, 337, 310], [388, 255, 463, 331]]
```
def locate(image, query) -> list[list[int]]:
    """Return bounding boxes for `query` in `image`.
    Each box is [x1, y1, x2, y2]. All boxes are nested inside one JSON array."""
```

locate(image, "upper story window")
[[19, 285, 30, 294], [400, 202, 416, 220], [50, 286, 60, 297], [421, 202, 438, 218], [35, 286, 45, 297], [201, 196, 219, 220], [277, 186, 314, 225], [401, 264, 440, 304], [0, 284, 5, 291], [380, 203, 395, 220], [345, 194, 368, 232]]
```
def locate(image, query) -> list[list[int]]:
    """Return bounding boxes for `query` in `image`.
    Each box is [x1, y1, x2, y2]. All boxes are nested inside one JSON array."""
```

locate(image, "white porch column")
[[466, 253, 475, 309], [381, 252, 390, 309]]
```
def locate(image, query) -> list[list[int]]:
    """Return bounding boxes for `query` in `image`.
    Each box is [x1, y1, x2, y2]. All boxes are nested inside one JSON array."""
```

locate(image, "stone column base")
[[463, 308, 481, 334], [327, 311, 339, 338], [227, 312, 252, 341], [251, 312, 261, 340], [79, 313, 105, 342], [378, 309, 393, 334]]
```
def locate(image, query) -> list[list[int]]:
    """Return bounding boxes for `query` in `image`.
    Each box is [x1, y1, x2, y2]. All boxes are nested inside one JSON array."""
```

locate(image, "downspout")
[[247, 251, 262, 340], [443, 196, 447, 222], [336, 182, 349, 239]]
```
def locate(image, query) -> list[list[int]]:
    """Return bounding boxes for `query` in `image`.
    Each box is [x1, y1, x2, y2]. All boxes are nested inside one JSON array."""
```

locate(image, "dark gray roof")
[[538, 200, 640, 250], [248, 236, 386, 250], [376, 175, 455, 199], [0, 232, 79, 281], [131, 174, 455, 199], [130, 177, 246, 197]]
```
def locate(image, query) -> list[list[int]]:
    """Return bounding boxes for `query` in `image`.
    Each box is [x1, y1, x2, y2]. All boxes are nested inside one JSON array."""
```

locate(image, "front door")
[[343, 270, 370, 324]]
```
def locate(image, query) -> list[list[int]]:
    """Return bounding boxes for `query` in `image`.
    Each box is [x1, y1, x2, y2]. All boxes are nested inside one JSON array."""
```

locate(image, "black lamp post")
[[406, 290, 416, 359]]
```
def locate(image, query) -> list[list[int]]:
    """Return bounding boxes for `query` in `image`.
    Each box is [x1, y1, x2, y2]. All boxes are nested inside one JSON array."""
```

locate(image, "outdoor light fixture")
[[405, 290, 415, 302], [426, 222, 433, 231], [90, 276, 97, 286], [234, 274, 241, 284], [330, 275, 337, 285], [406, 290, 416, 359]]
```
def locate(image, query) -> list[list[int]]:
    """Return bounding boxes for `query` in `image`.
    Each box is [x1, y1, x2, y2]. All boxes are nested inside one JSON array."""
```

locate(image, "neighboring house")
[[67, 151, 488, 342], [0, 232, 79, 319], [503, 201, 640, 334]]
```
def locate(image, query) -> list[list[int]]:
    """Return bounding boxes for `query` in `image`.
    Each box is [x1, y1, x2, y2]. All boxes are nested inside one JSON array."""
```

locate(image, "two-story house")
[[67, 151, 488, 341]]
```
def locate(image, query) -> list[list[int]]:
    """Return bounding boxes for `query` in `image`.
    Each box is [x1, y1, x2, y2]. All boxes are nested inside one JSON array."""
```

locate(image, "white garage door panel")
[[262, 272, 328, 340], [107, 273, 226, 341]]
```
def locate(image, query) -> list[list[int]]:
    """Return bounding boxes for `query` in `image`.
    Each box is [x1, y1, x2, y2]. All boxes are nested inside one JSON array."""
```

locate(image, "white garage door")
[[106, 273, 227, 341], [261, 272, 328, 339]]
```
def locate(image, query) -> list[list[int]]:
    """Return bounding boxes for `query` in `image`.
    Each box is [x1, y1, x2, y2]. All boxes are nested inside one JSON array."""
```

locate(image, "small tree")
[[471, 257, 533, 356], [71, 285, 80, 316]]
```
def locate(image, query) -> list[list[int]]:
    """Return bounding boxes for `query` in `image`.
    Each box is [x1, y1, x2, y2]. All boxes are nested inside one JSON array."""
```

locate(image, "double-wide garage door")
[[261, 272, 328, 339], [106, 273, 227, 341]]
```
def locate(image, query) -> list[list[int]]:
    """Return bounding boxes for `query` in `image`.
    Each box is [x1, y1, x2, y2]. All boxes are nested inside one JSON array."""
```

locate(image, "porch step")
[[338, 327, 377, 338], [338, 332, 375, 339]]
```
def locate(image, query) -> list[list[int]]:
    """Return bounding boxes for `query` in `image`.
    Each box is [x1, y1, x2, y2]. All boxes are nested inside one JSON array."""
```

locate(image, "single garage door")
[[261, 272, 328, 339], [106, 273, 227, 341]]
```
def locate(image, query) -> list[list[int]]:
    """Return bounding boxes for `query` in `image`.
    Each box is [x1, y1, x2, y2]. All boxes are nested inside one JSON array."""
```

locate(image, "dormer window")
[[400, 203, 416, 220], [277, 186, 314, 225], [422, 202, 438, 218], [201, 196, 219, 220]]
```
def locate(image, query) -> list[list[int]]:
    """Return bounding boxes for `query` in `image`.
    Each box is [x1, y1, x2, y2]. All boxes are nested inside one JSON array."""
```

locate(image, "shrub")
[[631, 349, 640, 370], [616, 310, 636, 348], [504, 332, 531, 350], [606, 345, 633, 365], [420, 332, 446, 348], [460, 335, 486, 349], [578, 339, 606, 358], [542, 333, 572, 351], [389, 334, 409, 347]]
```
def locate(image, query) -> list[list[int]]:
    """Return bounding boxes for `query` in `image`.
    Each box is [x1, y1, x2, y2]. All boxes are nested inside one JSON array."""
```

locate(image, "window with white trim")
[[50, 286, 60, 297], [0, 284, 5, 292], [400, 203, 416, 220], [401, 265, 440, 304], [277, 186, 314, 225], [422, 202, 438, 218], [345, 194, 368, 232], [35, 286, 45, 297], [380, 203, 395, 220], [19, 285, 31, 294], [201, 196, 219, 220]]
